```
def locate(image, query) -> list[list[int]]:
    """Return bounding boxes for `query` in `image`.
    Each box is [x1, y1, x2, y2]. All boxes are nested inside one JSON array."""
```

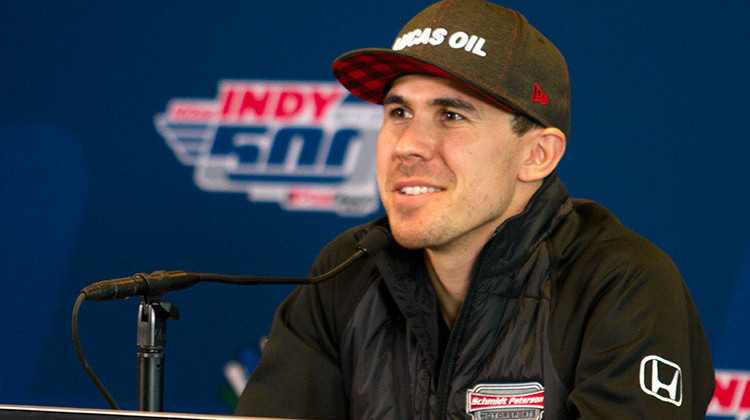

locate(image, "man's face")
[[376, 74, 532, 252]]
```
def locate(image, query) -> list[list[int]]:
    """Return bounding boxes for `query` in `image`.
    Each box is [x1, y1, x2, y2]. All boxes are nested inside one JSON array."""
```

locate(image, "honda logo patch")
[[639, 355, 683, 406]]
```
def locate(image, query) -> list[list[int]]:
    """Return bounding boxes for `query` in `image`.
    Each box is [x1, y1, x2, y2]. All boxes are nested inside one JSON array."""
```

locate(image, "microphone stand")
[[73, 226, 392, 411], [136, 295, 179, 412]]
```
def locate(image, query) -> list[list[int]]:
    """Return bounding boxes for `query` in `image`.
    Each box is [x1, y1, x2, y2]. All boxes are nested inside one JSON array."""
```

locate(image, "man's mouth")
[[399, 186, 443, 196]]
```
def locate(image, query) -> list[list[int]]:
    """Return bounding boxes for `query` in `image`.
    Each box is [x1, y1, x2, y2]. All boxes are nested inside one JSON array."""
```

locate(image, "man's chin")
[[391, 227, 441, 250]]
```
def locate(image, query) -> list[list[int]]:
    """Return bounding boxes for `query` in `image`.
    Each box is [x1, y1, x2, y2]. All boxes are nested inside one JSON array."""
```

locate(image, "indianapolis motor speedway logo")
[[155, 80, 382, 216]]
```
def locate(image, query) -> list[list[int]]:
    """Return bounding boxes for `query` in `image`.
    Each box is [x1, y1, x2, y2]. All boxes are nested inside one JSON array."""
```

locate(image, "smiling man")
[[235, 0, 715, 419], [377, 74, 564, 329]]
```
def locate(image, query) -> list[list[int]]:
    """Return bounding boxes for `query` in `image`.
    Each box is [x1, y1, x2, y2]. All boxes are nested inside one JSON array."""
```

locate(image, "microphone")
[[81, 226, 392, 301]]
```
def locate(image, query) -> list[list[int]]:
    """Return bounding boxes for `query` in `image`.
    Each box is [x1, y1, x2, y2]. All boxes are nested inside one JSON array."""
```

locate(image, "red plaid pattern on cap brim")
[[333, 50, 516, 115], [333, 51, 455, 104]]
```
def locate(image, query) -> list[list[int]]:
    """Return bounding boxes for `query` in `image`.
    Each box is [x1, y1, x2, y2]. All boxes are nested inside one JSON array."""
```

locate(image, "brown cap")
[[332, 0, 571, 138]]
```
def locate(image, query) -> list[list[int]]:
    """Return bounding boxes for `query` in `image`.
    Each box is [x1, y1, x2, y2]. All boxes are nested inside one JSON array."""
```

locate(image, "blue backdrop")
[[2, 1, 748, 417]]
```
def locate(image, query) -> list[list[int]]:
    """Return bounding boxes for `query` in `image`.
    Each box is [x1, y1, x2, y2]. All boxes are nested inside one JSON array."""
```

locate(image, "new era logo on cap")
[[532, 83, 548, 105]]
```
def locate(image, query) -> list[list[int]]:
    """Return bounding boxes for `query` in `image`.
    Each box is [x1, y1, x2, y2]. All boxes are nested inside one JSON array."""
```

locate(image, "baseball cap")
[[332, 0, 570, 138]]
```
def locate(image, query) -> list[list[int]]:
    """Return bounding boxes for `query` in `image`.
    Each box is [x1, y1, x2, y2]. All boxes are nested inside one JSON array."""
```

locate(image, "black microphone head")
[[356, 226, 392, 255]]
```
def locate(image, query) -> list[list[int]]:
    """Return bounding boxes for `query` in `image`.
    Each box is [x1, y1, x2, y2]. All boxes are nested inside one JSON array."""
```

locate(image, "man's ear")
[[518, 127, 566, 182]]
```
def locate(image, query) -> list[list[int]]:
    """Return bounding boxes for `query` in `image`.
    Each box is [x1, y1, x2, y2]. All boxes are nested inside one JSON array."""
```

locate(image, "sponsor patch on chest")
[[465, 382, 544, 419]]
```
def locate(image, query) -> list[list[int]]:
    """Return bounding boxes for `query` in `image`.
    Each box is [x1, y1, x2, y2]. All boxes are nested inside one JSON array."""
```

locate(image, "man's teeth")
[[400, 186, 442, 195]]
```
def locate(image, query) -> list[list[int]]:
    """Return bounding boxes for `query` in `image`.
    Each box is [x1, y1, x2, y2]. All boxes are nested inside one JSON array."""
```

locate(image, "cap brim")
[[332, 48, 516, 114]]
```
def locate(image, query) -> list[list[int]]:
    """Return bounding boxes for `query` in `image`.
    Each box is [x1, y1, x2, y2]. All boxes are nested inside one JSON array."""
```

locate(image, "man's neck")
[[422, 180, 543, 328], [424, 233, 489, 329]]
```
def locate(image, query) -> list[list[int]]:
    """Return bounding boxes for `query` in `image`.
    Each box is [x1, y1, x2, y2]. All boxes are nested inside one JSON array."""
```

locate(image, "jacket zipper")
[[434, 243, 493, 419]]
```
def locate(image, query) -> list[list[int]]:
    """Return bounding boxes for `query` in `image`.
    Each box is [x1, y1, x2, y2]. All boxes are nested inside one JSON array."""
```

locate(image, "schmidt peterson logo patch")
[[466, 382, 544, 419], [155, 80, 382, 216]]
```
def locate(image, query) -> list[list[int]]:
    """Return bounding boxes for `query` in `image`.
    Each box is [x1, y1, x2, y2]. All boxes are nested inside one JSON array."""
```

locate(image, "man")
[[235, 0, 715, 418]]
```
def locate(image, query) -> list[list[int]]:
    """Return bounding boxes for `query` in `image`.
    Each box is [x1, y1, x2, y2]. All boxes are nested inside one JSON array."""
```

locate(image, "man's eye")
[[388, 108, 410, 118], [442, 111, 464, 121]]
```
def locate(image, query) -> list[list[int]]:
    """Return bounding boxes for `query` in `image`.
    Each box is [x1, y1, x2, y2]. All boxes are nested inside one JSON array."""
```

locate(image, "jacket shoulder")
[[311, 218, 386, 275], [308, 218, 388, 339], [546, 199, 714, 417], [551, 199, 678, 278]]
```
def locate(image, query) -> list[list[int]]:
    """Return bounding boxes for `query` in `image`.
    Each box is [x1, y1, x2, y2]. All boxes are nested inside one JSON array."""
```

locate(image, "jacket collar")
[[369, 174, 572, 368], [479, 173, 572, 274]]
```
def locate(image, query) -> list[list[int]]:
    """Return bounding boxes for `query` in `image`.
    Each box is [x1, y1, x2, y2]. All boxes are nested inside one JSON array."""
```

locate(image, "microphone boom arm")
[[73, 226, 391, 410]]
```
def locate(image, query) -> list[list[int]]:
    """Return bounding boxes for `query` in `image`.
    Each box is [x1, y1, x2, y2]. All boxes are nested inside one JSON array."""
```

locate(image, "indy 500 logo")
[[155, 80, 382, 216]]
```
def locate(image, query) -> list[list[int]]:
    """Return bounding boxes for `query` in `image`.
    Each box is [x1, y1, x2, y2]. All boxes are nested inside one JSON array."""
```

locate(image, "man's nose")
[[394, 118, 435, 161]]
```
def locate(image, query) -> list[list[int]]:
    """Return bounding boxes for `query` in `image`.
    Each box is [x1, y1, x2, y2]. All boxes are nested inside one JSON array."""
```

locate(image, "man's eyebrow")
[[382, 94, 478, 113], [382, 94, 406, 106], [431, 97, 477, 112]]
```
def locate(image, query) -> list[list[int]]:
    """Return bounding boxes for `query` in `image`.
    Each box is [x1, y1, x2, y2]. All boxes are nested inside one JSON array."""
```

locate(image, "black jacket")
[[235, 175, 715, 419]]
